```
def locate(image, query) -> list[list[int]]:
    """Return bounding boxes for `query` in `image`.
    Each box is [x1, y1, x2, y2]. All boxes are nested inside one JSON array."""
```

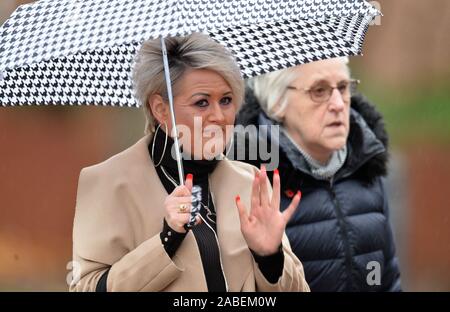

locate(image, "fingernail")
[[285, 189, 294, 198], [297, 190, 302, 199], [261, 164, 266, 172], [186, 173, 193, 181], [235, 195, 240, 202], [274, 168, 279, 176]]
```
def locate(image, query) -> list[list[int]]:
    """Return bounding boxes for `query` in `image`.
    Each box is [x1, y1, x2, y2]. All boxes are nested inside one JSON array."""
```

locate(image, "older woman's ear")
[[271, 100, 287, 122], [148, 94, 169, 125]]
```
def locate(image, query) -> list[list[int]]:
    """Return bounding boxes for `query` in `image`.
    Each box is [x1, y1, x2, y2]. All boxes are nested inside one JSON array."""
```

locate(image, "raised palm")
[[235, 166, 301, 256]]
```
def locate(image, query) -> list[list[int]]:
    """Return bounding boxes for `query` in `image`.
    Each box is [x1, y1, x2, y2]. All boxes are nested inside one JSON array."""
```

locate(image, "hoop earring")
[[151, 122, 168, 167]]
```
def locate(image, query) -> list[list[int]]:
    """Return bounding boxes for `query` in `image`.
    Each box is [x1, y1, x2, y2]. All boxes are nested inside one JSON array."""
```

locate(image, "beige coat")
[[70, 134, 309, 292]]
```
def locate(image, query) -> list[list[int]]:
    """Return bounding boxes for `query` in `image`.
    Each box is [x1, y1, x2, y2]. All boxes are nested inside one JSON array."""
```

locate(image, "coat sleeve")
[[379, 177, 402, 292], [253, 233, 310, 292], [70, 167, 184, 292]]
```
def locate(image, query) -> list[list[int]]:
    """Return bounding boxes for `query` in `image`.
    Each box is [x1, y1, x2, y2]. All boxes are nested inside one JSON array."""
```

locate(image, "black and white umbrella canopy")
[[0, 0, 380, 107]]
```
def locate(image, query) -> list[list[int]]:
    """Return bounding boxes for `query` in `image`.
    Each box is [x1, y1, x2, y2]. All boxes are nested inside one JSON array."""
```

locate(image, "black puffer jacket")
[[233, 88, 401, 292]]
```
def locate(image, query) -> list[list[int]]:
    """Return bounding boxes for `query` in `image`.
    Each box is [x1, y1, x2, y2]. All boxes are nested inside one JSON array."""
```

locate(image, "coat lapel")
[[131, 134, 201, 245], [210, 159, 255, 291]]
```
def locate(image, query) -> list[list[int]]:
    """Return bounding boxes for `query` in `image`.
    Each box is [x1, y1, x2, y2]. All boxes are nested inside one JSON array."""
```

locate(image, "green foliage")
[[358, 81, 450, 146]]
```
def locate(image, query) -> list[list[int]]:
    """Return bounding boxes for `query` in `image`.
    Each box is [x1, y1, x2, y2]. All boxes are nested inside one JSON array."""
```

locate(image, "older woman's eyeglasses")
[[287, 79, 360, 104]]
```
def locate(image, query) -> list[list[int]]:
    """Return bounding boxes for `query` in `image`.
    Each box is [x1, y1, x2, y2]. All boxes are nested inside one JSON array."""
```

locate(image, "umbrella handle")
[[161, 37, 185, 186], [186, 185, 202, 229]]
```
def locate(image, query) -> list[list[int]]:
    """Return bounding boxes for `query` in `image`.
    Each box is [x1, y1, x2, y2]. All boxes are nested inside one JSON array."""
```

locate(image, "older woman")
[[234, 57, 401, 291], [70, 33, 309, 292]]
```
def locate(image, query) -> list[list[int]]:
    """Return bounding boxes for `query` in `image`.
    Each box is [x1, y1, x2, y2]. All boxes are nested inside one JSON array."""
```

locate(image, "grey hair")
[[249, 57, 350, 122], [133, 33, 244, 134]]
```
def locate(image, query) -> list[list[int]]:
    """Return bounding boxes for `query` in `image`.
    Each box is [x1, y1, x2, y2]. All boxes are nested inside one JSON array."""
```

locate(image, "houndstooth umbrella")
[[0, 0, 379, 107], [0, 0, 379, 185]]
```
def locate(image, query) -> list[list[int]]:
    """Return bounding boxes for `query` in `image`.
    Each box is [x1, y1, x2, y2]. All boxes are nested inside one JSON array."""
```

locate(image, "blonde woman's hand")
[[164, 174, 200, 233], [235, 166, 301, 256]]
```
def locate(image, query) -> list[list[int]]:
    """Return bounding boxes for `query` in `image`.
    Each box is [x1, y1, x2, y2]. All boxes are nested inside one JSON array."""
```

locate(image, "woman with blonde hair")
[[70, 33, 309, 292]]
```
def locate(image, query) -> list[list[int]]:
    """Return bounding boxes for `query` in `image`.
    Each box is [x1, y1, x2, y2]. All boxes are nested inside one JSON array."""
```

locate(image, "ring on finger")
[[178, 203, 189, 213]]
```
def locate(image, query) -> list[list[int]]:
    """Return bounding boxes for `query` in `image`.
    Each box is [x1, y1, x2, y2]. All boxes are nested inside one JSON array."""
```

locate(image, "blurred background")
[[0, 0, 449, 291]]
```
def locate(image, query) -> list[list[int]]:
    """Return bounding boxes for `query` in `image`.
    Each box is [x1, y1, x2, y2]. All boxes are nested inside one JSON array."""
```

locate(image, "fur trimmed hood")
[[235, 88, 389, 183]]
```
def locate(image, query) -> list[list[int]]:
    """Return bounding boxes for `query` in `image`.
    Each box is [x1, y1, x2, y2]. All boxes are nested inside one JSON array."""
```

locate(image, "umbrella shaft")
[[161, 37, 184, 186]]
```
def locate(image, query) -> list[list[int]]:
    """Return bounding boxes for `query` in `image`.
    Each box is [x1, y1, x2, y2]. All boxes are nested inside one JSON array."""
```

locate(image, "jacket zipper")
[[329, 177, 354, 291]]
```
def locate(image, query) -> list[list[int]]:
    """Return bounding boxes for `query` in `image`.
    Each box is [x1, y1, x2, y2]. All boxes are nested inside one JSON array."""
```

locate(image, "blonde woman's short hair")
[[133, 33, 244, 134], [249, 57, 350, 122]]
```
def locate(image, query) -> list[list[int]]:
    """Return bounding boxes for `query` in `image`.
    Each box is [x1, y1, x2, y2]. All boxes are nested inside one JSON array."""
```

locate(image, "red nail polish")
[[274, 168, 279, 176], [285, 189, 294, 198], [235, 195, 240, 202], [186, 173, 193, 181]]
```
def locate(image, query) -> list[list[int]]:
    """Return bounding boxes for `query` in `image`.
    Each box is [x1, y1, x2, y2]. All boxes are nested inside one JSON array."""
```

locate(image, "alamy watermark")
[[166, 117, 280, 170], [366, 260, 381, 286]]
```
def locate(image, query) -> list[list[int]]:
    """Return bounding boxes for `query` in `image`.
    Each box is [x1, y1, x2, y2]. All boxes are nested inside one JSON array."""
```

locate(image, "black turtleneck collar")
[[148, 127, 220, 182]]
